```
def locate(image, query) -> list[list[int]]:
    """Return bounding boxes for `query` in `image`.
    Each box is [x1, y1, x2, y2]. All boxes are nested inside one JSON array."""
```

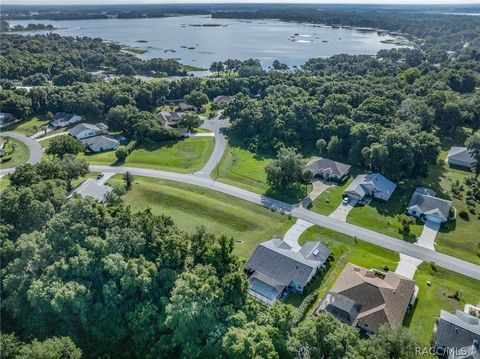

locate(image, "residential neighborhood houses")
[[305, 157, 351, 181], [344, 173, 397, 202], [246, 238, 332, 305], [447, 146, 475, 170], [68, 122, 109, 140], [82, 134, 126, 153], [70, 178, 113, 203], [407, 187, 453, 224], [50, 113, 82, 128], [315, 263, 416, 334], [213, 95, 234, 106], [155, 111, 189, 137]]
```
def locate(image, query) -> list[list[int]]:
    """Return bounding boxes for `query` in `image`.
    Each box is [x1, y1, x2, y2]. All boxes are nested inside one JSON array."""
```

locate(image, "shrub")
[[459, 210, 469, 220]]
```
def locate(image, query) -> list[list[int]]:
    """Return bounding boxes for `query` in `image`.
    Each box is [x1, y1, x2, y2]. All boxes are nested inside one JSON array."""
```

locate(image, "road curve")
[[90, 164, 480, 281], [195, 115, 228, 178], [0, 131, 43, 175]]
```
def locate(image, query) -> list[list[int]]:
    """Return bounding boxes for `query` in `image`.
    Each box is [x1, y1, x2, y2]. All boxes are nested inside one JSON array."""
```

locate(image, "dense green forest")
[[1, 7, 480, 358]]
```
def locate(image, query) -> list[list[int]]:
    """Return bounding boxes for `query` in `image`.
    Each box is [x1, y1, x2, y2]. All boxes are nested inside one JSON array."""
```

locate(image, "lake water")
[[9, 16, 403, 69]]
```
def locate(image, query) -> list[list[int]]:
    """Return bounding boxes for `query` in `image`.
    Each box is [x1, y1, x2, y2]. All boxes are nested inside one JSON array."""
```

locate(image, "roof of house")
[[306, 157, 351, 177], [447, 147, 474, 165], [435, 310, 480, 351], [82, 135, 119, 152], [69, 123, 104, 137], [323, 263, 415, 330], [317, 292, 363, 325], [213, 95, 234, 104], [73, 178, 113, 202], [0, 112, 14, 125], [176, 102, 196, 112], [54, 112, 75, 121], [344, 173, 396, 200], [156, 111, 182, 124], [407, 187, 452, 221], [246, 238, 332, 287]]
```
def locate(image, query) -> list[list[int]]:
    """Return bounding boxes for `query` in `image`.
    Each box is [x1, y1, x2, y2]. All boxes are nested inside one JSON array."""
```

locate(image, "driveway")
[[283, 219, 315, 251], [416, 220, 440, 250], [395, 254, 423, 279], [0, 131, 43, 175], [97, 172, 116, 185], [329, 198, 357, 222], [300, 179, 331, 208]]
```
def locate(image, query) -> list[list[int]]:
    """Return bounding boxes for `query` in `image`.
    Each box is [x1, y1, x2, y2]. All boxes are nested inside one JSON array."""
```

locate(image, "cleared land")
[[215, 145, 309, 204], [0, 137, 30, 169], [79, 137, 215, 173], [108, 175, 294, 258], [404, 262, 480, 347]]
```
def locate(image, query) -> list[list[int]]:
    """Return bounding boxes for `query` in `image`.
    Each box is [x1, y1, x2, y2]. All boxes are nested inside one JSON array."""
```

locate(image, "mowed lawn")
[[5, 116, 49, 136], [108, 175, 294, 258], [0, 137, 30, 169], [0, 176, 10, 192], [285, 225, 399, 310], [310, 176, 354, 215], [215, 145, 310, 204], [404, 263, 480, 347], [79, 137, 214, 173]]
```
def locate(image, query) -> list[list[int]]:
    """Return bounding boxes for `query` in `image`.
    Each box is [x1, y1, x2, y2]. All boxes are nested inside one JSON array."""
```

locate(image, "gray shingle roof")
[[435, 310, 480, 352], [447, 147, 474, 166], [306, 157, 351, 177], [316, 292, 363, 325], [73, 178, 113, 202], [344, 173, 397, 200], [246, 239, 331, 287], [407, 187, 452, 222], [69, 123, 100, 137], [82, 135, 120, 152]]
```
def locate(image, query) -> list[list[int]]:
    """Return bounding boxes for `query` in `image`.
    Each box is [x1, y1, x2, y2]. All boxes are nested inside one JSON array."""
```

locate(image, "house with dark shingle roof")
[[407, 187, 452, 224], [82, 135, 120, 153], [344, 173, 396, 202], [176, 102, 197, 112], [305, 157, 351, 181], [246, 238, 331, 305], [155, 111, 189, 137], [213, 95, 234, 106], [434, 309, 480, 359], [315, 263, 415, 333], [50, 113, 82, 128], [447, 147, 474, 171]]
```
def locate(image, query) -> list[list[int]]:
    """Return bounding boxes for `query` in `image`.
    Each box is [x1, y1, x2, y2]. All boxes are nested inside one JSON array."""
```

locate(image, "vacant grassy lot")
[[404, 263, 480, 347], [285, 225, 399, 310], [5, 116, 49, 136], [0, 137, 30, 169], [215, 145, 309, 204], [109, 175, 294, 258], [310, 176, 353, 215], [79, 137, 214, 173]]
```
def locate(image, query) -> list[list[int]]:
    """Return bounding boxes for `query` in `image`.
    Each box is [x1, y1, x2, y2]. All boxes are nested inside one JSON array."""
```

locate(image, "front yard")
[[4, 116, 49, 136], [310, 176, 354, 215], [0, 137, 30, 169]]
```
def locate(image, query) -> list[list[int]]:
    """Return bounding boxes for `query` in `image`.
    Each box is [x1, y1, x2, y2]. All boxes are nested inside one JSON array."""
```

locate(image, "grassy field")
[[0, 176, 10, 192], [347, 181, 425, 242], [79, 137, 214, 173], [215, 145, 308, 204], [5, 116, 49, 136], [0, 137, 30, 169], [404, 262, 480, 347], [108, 175, 294, 258], [285, 225, 399, 310], [310, 176, 354, 215]]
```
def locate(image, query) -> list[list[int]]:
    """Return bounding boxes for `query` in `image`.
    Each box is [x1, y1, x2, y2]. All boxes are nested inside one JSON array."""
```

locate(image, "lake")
[[8, 16, 404, 69]]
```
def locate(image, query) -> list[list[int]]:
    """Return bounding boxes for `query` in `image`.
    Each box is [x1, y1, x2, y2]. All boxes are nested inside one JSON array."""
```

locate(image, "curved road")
[[90, 164, 480, 281], [195, 114, 228, 178], [0, 131, 43, 175]]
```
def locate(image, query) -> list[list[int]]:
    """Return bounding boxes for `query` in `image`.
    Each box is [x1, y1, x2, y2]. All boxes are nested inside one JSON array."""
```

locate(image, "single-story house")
[[305, 157, 351, 181], [176, 102, 197, 112], [155, 111, 189, 137], [446, 147, 474, 170], [315, 263, 415, 334], [68, 122, 108, 140], [72, 178, 113, 203], [213, 95, 234, 106], [246, 238, 332, 305], [82, 135, 120, 153], [407, 187, 452, 224], [50, 113, 82, 128], [434, 309, 480, 358], [344, 173, 396, 202], [0, 112, 14, 126]]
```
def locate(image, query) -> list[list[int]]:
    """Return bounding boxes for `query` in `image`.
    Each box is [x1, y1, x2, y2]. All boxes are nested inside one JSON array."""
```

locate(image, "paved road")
[[90, 164, 480, 280], [195, 114, 229, 178], [0, 131, 43, 175]]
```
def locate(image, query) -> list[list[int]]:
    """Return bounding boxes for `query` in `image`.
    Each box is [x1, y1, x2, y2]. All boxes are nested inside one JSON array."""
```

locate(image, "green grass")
[[0, 176, 10, 192], [347, 182, 425, 242], [0, 137, 30, 169], [109, 175, 294, 258], [215, 145, 309, 204], [284, 225, 399, 310], [5, 116, 49, 136], [79, 137, 214, 173], [404, 262, 480, 347], [310, 177, 353, 215]]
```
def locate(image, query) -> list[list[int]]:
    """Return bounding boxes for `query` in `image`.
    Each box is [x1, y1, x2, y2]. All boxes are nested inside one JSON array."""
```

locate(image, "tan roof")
[[330, 263, 415, 331]]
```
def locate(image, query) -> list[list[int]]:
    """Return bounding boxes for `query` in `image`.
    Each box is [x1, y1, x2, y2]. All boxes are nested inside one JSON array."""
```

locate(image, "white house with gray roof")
[[305, 157, 351, 181], [50, 113, 82, 128], [344, 173, 396, 202], [447, 147, 474, 171], [71, 178, 112, 203], [82, 135, 120, 153], [407, 187, 452, 224], [246, 238, 332, 305], [69, 123, 108, 139]]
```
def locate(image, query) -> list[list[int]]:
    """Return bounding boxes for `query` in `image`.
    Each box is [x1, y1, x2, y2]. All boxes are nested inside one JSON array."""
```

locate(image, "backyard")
[[108, 175, 294, 258]]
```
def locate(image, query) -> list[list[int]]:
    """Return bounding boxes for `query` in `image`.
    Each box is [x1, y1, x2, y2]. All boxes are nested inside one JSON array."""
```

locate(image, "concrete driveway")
[[300, 179, 331, 207], [97, 172, 116, 185], [283, 219, 315, 251], [329, 198, 357, 222], [416, 220, 441, 250], [396, 254, 423, 279]]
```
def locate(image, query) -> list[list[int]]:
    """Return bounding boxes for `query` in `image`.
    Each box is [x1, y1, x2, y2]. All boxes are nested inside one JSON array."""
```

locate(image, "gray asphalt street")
[[0, 131, 43, 175]]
